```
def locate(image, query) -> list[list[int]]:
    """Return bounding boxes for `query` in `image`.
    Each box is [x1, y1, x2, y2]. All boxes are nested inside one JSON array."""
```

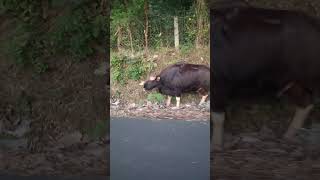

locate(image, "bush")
[[83, 120, 108, 140], [110, 54, 126, 84], [1, 0, 108, 73], [127, 63, 145, 81], [111, 53, 155, 84], [180, 44, 193, 55], [147, 92, 165, 104]]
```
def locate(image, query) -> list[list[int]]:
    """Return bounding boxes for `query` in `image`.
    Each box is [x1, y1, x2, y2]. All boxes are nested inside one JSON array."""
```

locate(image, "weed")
[[180, 44, 193, 55], [111, 53, 154, 84], [111, 54, 126, 84], [84, 120, 108, 140], [147, 92, 164, 104], [127, 61, 145, 80]]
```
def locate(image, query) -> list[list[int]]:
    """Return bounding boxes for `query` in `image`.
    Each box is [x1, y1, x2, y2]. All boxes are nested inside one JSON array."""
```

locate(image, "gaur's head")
[[139, 76, 161, 91]]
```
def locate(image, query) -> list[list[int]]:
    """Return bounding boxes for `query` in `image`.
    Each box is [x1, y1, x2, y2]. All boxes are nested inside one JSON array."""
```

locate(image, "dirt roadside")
[[112, 96, 320, 180]]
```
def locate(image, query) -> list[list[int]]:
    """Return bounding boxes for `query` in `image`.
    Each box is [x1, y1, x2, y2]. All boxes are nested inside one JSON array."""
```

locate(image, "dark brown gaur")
[[211, 4, 320, 151], [140, 62, 210, 109]]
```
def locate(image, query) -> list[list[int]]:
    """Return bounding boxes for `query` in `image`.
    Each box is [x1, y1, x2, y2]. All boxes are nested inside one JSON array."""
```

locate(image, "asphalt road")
[[111, 117, 210, 180]]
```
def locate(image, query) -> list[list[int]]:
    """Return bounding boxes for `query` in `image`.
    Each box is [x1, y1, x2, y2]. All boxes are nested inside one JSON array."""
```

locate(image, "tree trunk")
[[144, 0, 149, 55], [100, 0, 108, 15], [127, 28, 134, 55], [195, 0, 206, 49], [196, 17, 203, 49], [124, 0, 133, 55], [116, 26, 122, 52], [41, 0, 49, 20], [174, 16, 179, 51]]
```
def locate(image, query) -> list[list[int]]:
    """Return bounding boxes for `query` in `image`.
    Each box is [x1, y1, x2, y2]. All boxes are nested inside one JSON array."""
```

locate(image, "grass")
[[147, 92, 165, 104], [0, 134, 19, 140], [82, 120, 108, 140]]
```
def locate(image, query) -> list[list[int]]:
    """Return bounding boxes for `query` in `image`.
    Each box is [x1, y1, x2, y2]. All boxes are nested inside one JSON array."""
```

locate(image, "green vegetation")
[[1, 0, 108, 74], [111, 53, 156, 85], [147, 92, 165, 104], [110, 0, 209, 102], [111, 0, 209, 52], [83, 120, 108, 140]]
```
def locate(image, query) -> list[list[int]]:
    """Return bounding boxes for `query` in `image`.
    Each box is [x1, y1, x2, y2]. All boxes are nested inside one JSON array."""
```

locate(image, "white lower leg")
[[199, 95, 208, 105], [284, 104, 314, 139], [176, 97, 181, 108], [166, 96, 172, 107], [211, 112, 225, 151]]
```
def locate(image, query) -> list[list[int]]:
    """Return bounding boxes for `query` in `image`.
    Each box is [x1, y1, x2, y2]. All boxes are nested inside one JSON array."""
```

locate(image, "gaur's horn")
[[139, 81, 145, 86]]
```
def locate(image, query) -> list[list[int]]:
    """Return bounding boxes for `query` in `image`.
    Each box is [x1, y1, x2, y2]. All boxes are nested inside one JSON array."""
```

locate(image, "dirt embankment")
[[0, 17, 109, 176], [212, 98, 320, 180]]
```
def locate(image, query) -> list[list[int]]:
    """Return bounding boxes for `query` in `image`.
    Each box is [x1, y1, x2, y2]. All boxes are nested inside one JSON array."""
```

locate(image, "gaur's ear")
[[156, 76, 160, 81], [150, 76, 156, 80], [139, 81, 145, 86]]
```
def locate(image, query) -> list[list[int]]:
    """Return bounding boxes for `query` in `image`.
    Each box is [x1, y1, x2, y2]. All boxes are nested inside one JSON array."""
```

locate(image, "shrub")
[[1, 0, 108, 73], [147, 92, 164, 104], [111, 54, 154, 84]]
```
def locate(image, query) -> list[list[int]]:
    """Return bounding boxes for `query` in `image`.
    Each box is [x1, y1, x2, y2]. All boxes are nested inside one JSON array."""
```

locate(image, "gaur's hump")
[[165, 61, 187, 69], [161, 61, 186, 71], [174, 60, 187, 65]]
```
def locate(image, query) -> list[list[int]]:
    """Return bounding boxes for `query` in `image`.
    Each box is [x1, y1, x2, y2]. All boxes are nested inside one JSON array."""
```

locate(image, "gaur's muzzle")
[[139, 76, 160, 91]]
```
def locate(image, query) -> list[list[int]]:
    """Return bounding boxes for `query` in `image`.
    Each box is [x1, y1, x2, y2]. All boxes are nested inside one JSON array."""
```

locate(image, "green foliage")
[[111, 53, 154, 84], [5, 20, 48, 73], [180, 44, 193, 55], [84, 120, 108, 140], [0, 0, 42, 22], [111, 54, 126, 84], [147, 92, 165, 104], [2, 0, 108, 73], [127, 61, 145, 80], [110, 0, 202, 51], [180, 12, 197, 45], [1, 0, 46, 73], [114, 90, 121, 99], [50, 9, 94, 60], [111, 0, 145, 50], [49, 1, 108, 61]]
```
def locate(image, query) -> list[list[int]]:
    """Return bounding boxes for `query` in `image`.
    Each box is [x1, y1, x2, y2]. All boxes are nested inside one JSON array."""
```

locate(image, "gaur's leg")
[[199, 95, 208, 105], [284, 104, 314, 139], [175, 96, 181, 108], [166, 96, 172, 107], [211, 81, 229, 151], [284, 84, 313, 140], [171, 90, 182, 109], [211, 112, 225, 151], [197, 88, 208, 105]]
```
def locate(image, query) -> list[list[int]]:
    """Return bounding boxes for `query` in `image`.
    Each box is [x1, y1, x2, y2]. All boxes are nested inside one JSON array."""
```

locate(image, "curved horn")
[[139, 81, 145, 86]]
